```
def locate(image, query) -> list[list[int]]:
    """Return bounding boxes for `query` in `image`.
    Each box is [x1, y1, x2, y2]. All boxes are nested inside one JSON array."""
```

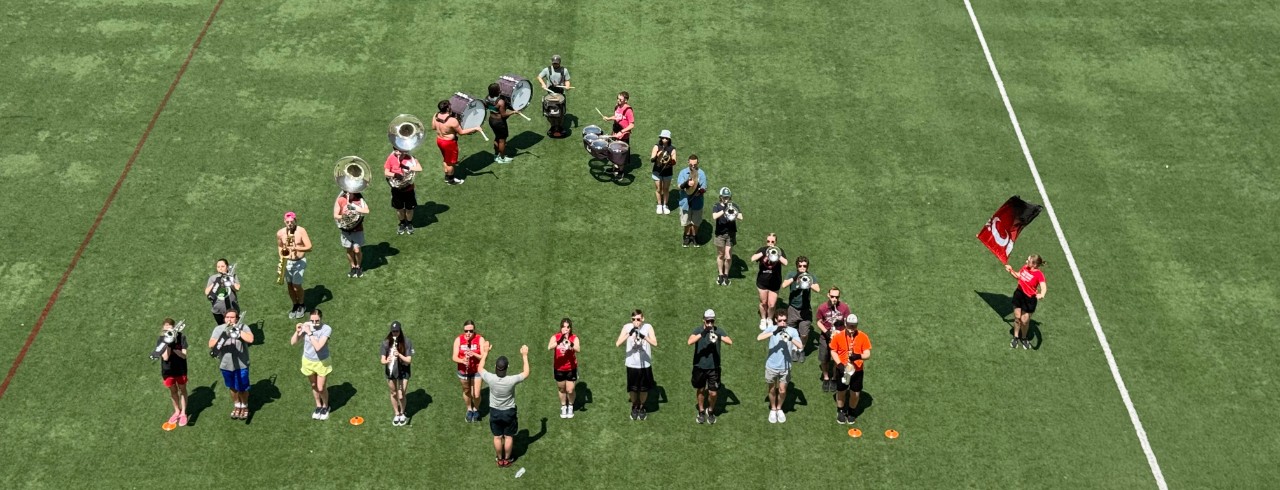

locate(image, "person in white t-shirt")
[[615, 309, 658, 421]]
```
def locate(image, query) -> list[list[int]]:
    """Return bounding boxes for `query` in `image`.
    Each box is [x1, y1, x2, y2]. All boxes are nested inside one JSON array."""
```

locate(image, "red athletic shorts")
[[163, 375, 188, 387], [436, 137, 459, 165]]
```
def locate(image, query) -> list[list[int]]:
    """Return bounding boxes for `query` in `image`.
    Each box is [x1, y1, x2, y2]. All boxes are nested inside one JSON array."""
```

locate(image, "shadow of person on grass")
[[245, 375, 281, 425], [714, 385, 741, 415], [327, 382, 357, 413], [246, 321, 266, 346], [361, 242, 400, 272], [304, 285, 332, 310], [643, 385, 669, 413], [185, 381, 217, 426], [405, 389, 432, 420], [975, 290, 1014, 322], [694, 219, 712, 246], [573, 381, 593, 412], [478, 387, 490, 419], [411, 201, 449, 229], [849, 391, 875, 420], [509, 130, 545, 158], [782, 382, 807, 413], [511, 417, 548, 462], [729, 256, 750, 280], [457, 150, 497, 181]]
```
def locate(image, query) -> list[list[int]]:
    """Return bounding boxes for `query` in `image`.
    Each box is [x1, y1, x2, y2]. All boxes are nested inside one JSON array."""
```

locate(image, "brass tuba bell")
[[334, 156, 371, 194], [388, 114, 425, 153]]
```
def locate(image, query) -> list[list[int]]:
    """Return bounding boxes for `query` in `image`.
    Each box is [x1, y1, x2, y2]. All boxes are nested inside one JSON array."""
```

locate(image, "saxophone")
[[276, 232, 293, 285]]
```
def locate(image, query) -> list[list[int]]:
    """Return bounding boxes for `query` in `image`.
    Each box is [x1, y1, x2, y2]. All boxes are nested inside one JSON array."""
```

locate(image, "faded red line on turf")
[[0, 0, 225, 401]]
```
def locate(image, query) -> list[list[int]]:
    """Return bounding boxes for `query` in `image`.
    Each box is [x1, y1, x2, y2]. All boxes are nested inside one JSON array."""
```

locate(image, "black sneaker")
[[638, 408, 648, 421], [837, 411, 847, 424], [823, 379, 834, 393], [696, 411, 706, 424], [405, 224, 414, 235], [1011, 337, 1018, 349], [682, 237, 689, 248], [1022, 340, 1032, 350], [630, 408, 638, 421], [707, 412, 717, 424], [355, 267, 364, 278], [347, 267, 356, 278], [396, 224, 405, 235]]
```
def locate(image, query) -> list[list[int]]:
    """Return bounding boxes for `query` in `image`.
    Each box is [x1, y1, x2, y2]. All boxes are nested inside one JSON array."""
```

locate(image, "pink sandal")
[[178, 414, 188, 426], [167, 413, 180, 425]]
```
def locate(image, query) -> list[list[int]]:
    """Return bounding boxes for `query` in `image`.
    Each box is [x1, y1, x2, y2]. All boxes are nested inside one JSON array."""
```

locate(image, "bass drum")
[[448, 92, 486, 130], [496, 74, 533, 111]]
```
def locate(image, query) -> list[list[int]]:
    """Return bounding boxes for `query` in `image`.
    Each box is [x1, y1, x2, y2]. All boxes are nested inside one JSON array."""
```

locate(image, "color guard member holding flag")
[[1004, 255, 1046, 349]]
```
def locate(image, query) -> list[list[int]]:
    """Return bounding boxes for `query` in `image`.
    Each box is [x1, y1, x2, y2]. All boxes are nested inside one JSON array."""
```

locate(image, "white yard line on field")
[[961, 1, 1168, 488]]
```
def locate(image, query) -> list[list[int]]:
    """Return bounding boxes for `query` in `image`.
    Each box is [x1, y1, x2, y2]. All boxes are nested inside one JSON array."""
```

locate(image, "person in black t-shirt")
[[687, 309, 733, 424], [711, 187, 743, 286], [154, 318, 189, 427], [749, 233, 789, 329]]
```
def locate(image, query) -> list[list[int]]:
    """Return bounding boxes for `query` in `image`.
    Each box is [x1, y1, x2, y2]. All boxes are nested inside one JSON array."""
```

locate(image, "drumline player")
[[537, 54, 573, 107], [433, 99, 484, 186], [485, 83, 519, 164], [602, 91, 635, 179]]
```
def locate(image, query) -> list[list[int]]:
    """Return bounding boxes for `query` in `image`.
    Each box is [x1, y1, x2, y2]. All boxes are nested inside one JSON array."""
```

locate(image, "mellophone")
[[580, 125, 629, 167]]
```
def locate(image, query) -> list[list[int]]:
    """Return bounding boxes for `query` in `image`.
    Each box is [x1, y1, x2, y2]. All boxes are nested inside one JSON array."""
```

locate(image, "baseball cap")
[[719, 186, 732, 198], [389, 321, 402, 332], [703, 309, 716, 320], [659, 129, 671, 139], [845, 313, 859, 325], [284, 211, 296, 221], [551, 54, 562, 64], [495, 356, 510, 376]]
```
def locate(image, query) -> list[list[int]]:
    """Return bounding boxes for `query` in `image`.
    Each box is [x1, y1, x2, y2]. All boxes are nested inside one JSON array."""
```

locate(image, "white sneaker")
[[656, 204, 663, 215], [768, 410, 778, 424], [777, 411, 787, 423], [566, 406, 575, 419], [760, 318, 768, 329], [664, 207, 671, 215], [560, 405, 568, 419]]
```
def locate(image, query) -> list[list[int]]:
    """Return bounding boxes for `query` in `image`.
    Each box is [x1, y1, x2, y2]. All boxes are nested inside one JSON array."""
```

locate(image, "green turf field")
[[1, 0, 1277, 487]]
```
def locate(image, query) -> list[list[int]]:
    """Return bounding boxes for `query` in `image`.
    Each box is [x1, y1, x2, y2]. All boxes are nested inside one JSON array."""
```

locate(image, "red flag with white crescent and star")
[[977, 196, 1043, 264]]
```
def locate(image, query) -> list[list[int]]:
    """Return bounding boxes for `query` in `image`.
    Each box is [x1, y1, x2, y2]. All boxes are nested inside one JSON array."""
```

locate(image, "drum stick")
[[517, 111, 532, 121], [595, 107, 607, 119], [477, 127, 489, 141]]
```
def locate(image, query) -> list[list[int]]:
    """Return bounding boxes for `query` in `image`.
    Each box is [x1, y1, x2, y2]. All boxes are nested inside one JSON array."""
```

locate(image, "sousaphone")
[[387, 114, 423, 188], [334, 156, 371, 229]]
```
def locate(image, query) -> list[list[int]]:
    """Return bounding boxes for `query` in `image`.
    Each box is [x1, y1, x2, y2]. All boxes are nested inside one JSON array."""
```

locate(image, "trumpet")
[[277, 231, 293, 285], [150, 320, 186, 360], [725, 202, 740, 221], [796, 272, 813, 290], [765, 246, 782, 263]]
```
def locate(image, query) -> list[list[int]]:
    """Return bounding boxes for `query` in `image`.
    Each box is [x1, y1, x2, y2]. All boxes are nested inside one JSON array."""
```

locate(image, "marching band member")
[[486, 83, 519, 164], [780, 256, 821, 362], [602, 91, 634, 179], [828, 313, 871, 425], [291, 309, 333, 421], [381, 321, 414, 426], [547, 318, 581, 419], [277, 212, 312, 319], [479, 346, 530, 468], [1004, 254, 1047, 349], [650, 130, 677, 214], [677, 155, 708, 247], [617, 309, 657, 421], [815, 287, 851, 392], [750, 233, 789, 328], [688, 309, 732, 425], [433, 99, 483, 186], [711, 187, 742, 285], [209, 309, 254, 420], [204, 258, 240, 325], [537, 54, 573, 107], [333, 191, 369, 278], [453, 320, 490, 423], [756, 311, 801, 424], [383, 149, 422, 235], [153, 318, 189, 428]]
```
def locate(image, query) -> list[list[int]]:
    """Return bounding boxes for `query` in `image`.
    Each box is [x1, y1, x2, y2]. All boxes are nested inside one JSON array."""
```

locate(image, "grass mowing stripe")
[[0, 0, 225, 401], [962, 1, 1168, 488]]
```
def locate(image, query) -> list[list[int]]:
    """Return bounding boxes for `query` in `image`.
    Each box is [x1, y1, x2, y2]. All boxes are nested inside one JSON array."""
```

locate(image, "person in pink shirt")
[[383, 148, 422, 235], [1003, 254, 1047, 349], [602, 91, 635, 179]]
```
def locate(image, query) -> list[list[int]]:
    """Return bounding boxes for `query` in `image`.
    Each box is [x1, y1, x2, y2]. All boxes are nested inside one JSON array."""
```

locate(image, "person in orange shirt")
[[828, 313, 871, 424]]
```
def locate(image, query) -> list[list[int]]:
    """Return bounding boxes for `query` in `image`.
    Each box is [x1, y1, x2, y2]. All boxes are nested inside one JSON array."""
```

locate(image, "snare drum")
[[588, 138, 610, 160], [496, 74, 533, 111], [542, 93, 565, 117], [448, 92, 487, 130], [608, 141, 630, 166]]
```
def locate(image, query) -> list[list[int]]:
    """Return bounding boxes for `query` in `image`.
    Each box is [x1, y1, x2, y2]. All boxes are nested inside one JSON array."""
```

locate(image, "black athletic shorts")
[[691, 367, 722, 391], [1012, 287, 1038, 314], [835, 369, 864, 392], [554, 368, 578, 382], [385, 364, 411, 381], [490, 119, 509, 140], [757, 274, 782, 292], [390, 187, 417, 210], [626, 366, 654, 393], [489, 407, 518, 437]]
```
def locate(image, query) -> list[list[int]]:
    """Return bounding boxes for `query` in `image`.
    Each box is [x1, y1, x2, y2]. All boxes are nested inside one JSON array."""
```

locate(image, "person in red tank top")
[[1003, 254, 1047, 349], [452, 321, 490, 422], [547, 318, 581, 419]]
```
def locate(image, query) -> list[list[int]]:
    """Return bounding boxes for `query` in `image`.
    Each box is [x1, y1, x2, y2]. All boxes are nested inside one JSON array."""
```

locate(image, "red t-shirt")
[[384, 152, 416, 191], [552, 333, 578, 371], [1017, 266, 1045, 297], [335, 194, 365, 232], [816, 301, 851, 333], [456, 334, 482, 374]]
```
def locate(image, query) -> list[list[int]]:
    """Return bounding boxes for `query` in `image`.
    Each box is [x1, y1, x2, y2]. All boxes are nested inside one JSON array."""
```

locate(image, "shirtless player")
[[433, 99, 484, 185], [277, 211, 313, 319]]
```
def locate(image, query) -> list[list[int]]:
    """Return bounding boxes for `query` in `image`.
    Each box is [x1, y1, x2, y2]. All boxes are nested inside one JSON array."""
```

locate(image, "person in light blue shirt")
[[675, 155, 708, 247], [756, 311, 802, 424]]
